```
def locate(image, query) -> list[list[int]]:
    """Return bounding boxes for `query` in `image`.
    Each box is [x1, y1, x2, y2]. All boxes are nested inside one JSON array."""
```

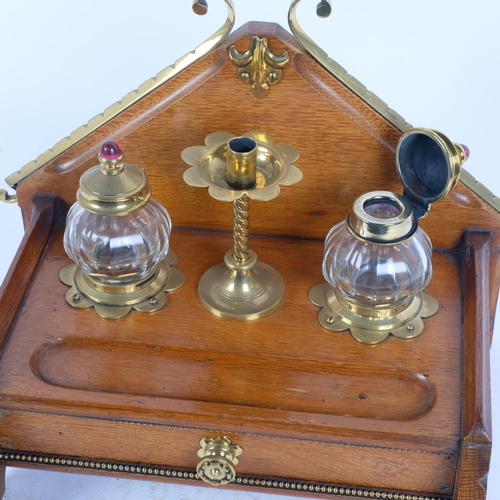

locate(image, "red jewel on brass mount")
[[99, 140, 123, 159], [59, 141, 185, 319], [309, 128, 470, 344]]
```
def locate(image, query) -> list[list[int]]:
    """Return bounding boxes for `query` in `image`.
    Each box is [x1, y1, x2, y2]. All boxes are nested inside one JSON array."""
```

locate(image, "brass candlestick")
[[182, 131, 302, 320]]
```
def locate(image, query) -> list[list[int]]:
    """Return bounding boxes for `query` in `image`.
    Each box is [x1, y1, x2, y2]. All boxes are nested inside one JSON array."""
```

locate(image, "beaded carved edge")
[[0, 450, 451, 500]]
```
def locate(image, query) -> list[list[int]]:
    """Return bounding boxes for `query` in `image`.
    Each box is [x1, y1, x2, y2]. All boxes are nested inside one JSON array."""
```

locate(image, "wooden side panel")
[[454, 231, 493, 500]]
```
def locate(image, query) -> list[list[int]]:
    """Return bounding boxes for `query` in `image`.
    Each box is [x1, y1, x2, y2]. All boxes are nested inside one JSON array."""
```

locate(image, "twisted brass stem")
[[233, 195, 250, 262]]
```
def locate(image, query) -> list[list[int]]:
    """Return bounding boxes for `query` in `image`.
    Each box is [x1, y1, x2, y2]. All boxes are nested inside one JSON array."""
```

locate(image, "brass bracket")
[[229, 37, 289, 99]]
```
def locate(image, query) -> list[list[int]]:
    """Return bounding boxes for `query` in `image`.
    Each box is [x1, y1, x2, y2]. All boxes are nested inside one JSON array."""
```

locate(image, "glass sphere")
[[64, 198, 171, 285], [322, 221, 432, 309]]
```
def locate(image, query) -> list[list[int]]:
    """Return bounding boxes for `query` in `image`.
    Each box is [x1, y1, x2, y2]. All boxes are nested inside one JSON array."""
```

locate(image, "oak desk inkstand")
[[0, 1, 496, 499]]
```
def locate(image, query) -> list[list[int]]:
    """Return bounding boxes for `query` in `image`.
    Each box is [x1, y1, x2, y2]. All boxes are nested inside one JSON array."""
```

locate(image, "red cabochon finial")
[[460, 143, 470, 162], [100, 140, 123, 160]]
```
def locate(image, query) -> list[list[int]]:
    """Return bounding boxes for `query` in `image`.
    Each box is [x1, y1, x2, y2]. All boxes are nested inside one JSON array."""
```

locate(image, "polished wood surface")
[[0, 21, 497, 499]]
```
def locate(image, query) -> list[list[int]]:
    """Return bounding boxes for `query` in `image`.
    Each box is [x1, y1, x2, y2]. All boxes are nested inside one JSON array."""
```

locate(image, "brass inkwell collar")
[[347, 191, 416, 244]]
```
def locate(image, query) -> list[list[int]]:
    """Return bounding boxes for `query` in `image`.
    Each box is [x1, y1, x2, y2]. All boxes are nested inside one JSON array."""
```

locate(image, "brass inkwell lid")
[[346, 128, 469, 246], [395, 128, 467, 219], [77, 142, 152, 216]]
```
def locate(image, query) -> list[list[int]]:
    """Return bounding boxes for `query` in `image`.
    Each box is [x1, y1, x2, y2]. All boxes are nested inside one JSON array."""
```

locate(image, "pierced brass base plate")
[[59, 250, 185, 319], [309, 283, 439, 344], [198, 250, 284, 321]]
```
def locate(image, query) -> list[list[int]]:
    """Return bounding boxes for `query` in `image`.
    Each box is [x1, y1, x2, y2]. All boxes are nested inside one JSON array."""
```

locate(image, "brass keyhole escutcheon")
[[196, 436, 243, 486]]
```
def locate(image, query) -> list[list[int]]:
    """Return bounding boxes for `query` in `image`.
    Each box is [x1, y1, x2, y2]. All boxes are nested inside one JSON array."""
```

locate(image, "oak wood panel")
[[13, 23, 500, 335]]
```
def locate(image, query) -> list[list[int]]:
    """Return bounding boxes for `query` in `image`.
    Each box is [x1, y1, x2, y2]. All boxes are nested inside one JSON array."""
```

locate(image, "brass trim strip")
[[0, 449, 451, 499], [2, 1, 235, 196], [287, 0, 500, 215]]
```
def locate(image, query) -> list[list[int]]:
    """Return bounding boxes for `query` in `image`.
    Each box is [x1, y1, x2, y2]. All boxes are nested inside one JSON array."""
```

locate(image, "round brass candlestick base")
[[198, 250, 284, 321], [59, 250, 185, 319], [309, 283, 439, 344]]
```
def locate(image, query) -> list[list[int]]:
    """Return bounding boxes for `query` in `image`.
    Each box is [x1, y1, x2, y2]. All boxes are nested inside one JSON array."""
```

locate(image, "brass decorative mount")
[[196, 436, 243, 486], [59, 250, 185, 320], [182, 130, 302, 320], [309, 283, 439, 345], [229, 36, 289, 99]]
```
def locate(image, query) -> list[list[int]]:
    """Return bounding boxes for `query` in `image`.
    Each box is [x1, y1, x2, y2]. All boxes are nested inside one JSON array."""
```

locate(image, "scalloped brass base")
[[309, 283, 439, 345], [198, 250, 284, 321], [59, 251, 185, 319]]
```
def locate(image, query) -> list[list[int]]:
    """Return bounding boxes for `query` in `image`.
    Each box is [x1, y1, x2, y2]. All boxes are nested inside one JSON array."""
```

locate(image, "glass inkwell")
[[59, 140, 184, 319], [182, 131, 302, 320], [310, 128, 469, 344]]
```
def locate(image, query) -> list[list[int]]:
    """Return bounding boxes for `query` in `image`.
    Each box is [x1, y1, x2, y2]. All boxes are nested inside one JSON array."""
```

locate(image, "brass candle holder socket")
[[60, 141, 184, 319], [182, 131, 302, 320], [310, 128, 469, 344]]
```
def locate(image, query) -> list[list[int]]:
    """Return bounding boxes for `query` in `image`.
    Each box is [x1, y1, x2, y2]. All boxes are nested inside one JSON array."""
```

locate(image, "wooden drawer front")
[[0, 409, 456, 496]]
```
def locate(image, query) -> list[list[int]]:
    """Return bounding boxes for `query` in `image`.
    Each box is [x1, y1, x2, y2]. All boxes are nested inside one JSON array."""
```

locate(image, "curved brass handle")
[[287, 0, 410, 134], [196, 436, 243, 486], [2, 0, 236, 203], [0, 189, 17, 204]]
